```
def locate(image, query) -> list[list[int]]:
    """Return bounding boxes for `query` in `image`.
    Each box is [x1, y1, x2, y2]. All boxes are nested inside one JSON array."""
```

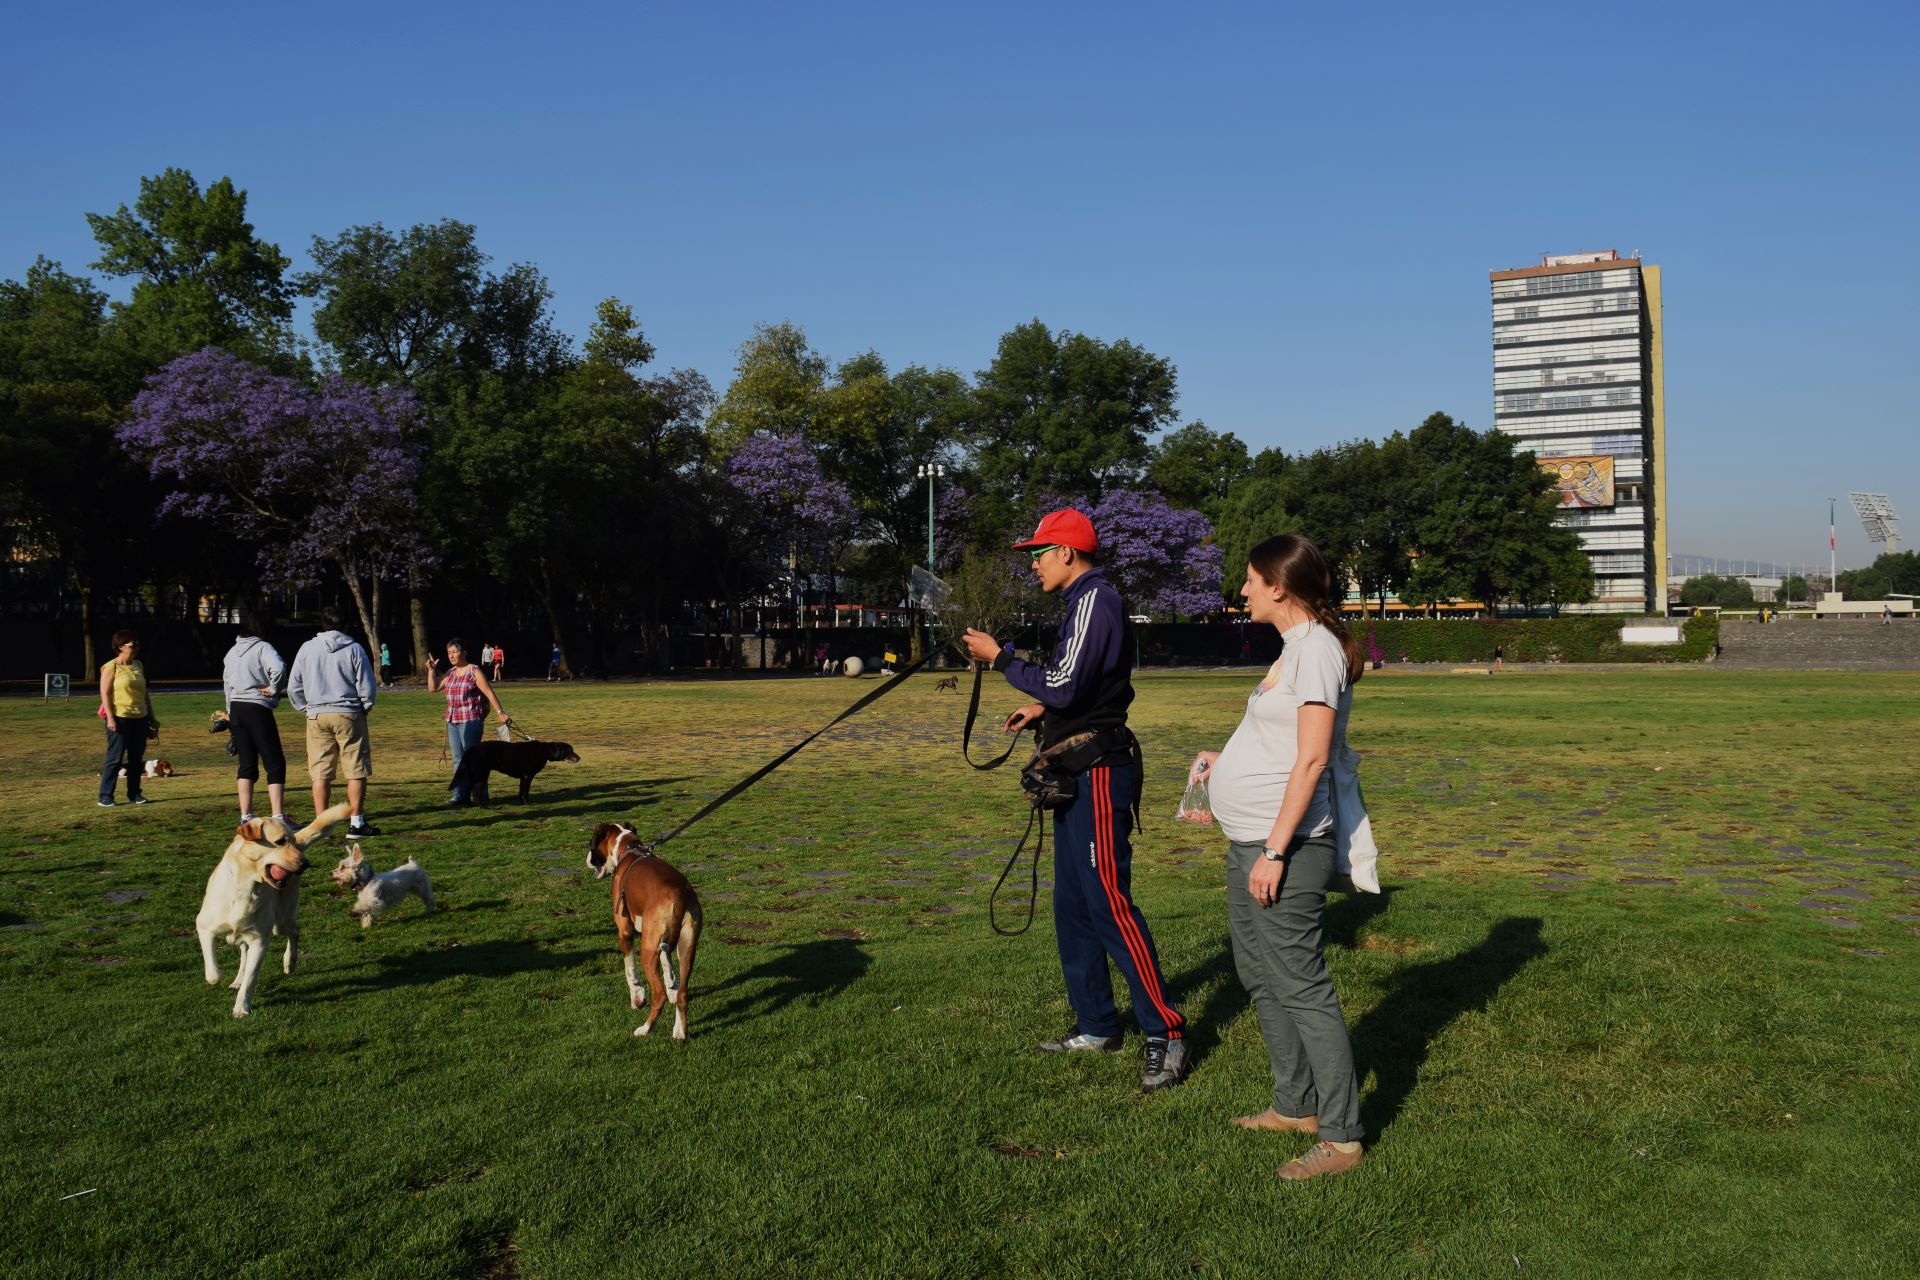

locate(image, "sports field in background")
[[3, 668, 1917, 1278]]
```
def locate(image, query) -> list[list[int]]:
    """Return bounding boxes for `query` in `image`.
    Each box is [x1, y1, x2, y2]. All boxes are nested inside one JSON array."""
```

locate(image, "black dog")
[[449, 740, 581, 804]]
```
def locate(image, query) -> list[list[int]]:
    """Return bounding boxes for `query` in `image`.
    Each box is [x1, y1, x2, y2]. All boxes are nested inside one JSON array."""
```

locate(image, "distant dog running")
[[196, 804, 351, 1017], [587, 823, 702, 1040], [330, 845, 435, 927], [934, 676, 959, 692], [448, 739, 580, 805]]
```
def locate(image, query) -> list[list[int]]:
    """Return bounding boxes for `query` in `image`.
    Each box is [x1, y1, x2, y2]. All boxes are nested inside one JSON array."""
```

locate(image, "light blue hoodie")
[[288, 630, 378, 717], [223, 635, 287, 710]]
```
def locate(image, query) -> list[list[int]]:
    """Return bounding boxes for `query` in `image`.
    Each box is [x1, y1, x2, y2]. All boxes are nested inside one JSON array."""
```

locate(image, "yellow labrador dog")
[[196, 804, 351, 1017]]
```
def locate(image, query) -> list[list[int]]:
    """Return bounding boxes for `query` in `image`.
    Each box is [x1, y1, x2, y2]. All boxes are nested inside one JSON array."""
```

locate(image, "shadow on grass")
[[697, 938, 871, 1031], [1352, 915, 1546, 1140], [297, 940, 600, 1003], [1168, 888, 1397, 1069], [386, 776, 695, 822]]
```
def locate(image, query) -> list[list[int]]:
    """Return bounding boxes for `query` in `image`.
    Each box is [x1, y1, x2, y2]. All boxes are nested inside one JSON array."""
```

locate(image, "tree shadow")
[[1351, 915, 1547, 1140], [296, 941, 600, 1003], [696, 938, 872, 1031]]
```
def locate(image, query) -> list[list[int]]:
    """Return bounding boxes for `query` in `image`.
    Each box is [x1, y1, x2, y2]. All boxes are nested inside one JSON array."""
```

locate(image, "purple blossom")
[[1020, 489, 1221, 617], [119, 347, 432, 589], [726, 432, 857, 580]]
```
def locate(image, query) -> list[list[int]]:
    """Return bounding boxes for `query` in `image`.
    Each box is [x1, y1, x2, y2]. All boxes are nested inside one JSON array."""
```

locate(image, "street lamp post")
[[916, 463, 944, 663]]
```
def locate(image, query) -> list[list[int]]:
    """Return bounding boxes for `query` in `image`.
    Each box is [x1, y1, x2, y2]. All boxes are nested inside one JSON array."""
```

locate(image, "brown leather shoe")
[[1276, 1141, 1365, 1182], [1231, 1108, 1318, 1134]]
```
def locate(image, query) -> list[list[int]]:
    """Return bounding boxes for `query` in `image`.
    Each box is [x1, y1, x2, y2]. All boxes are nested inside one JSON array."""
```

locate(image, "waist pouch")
[[1021, 727, 1134, 814]]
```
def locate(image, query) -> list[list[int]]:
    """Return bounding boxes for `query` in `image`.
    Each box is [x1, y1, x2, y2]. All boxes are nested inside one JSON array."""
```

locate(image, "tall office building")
[[1490, 250, 1667, 613]]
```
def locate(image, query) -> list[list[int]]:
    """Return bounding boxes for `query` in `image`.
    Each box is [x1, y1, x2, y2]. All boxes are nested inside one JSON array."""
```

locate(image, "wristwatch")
[[1261, 846, 1288, 863]]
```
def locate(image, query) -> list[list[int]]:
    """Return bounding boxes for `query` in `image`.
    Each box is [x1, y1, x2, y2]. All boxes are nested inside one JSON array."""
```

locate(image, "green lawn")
[[3, 668, 1917, 1278]]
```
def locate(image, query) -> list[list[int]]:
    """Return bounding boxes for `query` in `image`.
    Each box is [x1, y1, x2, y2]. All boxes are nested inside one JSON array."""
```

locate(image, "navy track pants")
[[1052, 762, 1185, 1040]]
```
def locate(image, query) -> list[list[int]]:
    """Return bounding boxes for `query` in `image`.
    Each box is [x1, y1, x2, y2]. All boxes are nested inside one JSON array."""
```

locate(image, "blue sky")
[[3, 1, 1914, 567]]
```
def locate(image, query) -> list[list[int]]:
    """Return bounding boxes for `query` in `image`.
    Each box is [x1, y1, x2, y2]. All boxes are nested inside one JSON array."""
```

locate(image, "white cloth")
[[1209, 621, 1379, 893]]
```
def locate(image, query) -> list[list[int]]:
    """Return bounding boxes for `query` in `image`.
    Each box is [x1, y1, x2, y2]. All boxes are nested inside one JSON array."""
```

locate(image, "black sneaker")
[[1037, 1028, 1125, 1054], [97, 799, 115, 808], [346, 820, 382, 838], [128, 795, 150, 806], [1141, 1038, 1190, 1092]]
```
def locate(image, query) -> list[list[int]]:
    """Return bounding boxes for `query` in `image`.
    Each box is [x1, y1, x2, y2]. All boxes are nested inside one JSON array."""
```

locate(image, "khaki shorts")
[[306, 712, 372, 781]]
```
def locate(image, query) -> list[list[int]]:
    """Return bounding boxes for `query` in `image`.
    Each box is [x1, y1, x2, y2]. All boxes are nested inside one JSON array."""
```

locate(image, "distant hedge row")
[[1354, 614, 1718, 665]]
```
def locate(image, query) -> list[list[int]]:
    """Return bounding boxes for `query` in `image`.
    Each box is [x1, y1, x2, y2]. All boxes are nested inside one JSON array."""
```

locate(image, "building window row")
[[1493, 290, 1639, 324], [1494, 410, 1645, 435], [1491, 269, 1640, 299], [1494, 365, 1642, 391], [1497, 387, 1642, 413], [1493, 319, 1642, 346], [1494, 340, 1640, 369]]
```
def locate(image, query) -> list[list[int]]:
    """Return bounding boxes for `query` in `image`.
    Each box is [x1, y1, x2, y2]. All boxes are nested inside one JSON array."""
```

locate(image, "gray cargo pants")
[[1225, 834, 1363, 1143]]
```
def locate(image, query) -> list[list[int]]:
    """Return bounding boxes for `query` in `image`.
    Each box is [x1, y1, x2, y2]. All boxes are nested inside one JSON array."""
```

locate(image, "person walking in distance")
[[222, 608, 290, 825], [1192, 534, 1377, 1182], [490, 643, 506, 682], [288, 606, 381, 838], [428, 637, 512, 805], [962, 508, 1189, 1092]]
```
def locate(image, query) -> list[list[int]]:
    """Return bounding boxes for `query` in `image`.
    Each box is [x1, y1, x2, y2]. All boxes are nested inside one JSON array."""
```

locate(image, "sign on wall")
[[1540, 455, 1616, 508]]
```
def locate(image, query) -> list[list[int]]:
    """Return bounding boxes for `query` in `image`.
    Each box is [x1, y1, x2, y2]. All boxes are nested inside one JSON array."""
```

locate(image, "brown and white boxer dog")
[[587, 823, 702, 1040]]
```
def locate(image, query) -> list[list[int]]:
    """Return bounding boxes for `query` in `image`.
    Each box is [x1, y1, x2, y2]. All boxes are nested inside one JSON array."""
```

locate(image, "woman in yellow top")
[[97, 629, 157, 807]]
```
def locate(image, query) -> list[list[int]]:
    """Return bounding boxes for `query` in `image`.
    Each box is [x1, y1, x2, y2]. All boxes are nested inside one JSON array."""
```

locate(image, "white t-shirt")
[[1208, 621, 1354, 845]]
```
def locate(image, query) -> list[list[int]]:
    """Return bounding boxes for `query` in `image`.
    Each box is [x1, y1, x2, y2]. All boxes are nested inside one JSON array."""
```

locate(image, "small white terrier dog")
[[330, 846, 435, 927]]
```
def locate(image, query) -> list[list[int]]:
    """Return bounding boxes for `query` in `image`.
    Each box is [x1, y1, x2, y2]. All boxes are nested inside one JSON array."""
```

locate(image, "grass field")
[[3, 667, 1917, 1278]]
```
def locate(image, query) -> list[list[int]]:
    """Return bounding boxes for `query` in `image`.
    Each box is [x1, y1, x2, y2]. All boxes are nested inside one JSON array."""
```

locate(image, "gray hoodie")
[[288, 630, 378, 717], [223, 635, 287, 710]]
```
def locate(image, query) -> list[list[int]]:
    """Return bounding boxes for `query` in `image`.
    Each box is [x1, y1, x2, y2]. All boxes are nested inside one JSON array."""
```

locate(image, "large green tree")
[[300, 220, 575, 670], [812, 352, 973, 602], [0, 258, 155, 670], [86, 169, 294, 365], [1397, 413, 1591, 615], [1145, 420, 1250, 523], [707, 321, 827, 452], [968, 320, 1177, 513]]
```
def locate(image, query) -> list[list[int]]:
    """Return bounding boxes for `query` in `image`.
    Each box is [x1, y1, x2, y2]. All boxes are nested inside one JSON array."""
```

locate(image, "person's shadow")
[[697, 938, 871, 1031], [1350, 915, 1547, 1139], [1168, 888, 1398, 1070]]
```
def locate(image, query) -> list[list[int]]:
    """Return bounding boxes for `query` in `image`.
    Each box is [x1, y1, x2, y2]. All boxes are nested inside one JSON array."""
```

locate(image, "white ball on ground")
[[842, 656, 865, 677]]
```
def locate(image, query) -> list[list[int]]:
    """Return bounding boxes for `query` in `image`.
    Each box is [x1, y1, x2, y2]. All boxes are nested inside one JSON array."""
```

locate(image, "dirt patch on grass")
[[1358, 935, 1425, 956]]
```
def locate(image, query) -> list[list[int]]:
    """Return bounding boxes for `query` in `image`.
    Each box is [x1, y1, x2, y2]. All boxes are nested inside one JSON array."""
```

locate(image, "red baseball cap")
[[1011, 509, 1098, 554]]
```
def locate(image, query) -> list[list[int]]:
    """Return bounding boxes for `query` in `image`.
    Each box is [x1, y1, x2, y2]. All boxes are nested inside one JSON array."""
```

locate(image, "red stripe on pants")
[[1091, 766, 1182, 1037]]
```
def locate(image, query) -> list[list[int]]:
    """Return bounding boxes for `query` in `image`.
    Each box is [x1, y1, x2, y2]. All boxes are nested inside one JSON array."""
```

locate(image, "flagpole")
[[1829, 497, 1837, 594]]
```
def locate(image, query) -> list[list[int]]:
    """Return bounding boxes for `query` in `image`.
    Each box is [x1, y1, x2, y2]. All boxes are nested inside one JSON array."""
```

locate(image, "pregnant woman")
[[1195, 533, 1374, 1183]]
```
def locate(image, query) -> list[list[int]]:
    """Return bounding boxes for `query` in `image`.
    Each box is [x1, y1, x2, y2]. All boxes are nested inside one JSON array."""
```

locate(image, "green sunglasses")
[[1028, 545, 1058, 562]]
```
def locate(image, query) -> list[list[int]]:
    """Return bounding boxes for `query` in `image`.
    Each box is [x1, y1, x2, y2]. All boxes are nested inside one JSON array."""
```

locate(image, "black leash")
[[989, 806, 1045, 936], [961, 660, 1027, 770], [653, 653, 934, 847], [961, 660, 1045, 935]]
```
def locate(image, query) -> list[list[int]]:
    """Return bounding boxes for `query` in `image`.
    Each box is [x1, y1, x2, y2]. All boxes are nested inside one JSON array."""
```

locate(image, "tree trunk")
[[533, 561, 571, 679], [78, 577, 96, 675], [341, 565, 382, 677], [408, 563, 431, 683]]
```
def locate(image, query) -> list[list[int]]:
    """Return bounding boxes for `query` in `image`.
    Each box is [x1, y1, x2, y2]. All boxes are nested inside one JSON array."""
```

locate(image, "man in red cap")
[[963, 508, 1188, 1092]]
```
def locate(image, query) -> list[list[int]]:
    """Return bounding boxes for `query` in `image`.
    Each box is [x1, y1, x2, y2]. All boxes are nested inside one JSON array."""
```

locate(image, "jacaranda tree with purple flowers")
[[726, 432, 856, 623], [119, 347, 431, 663], [1054, 489, 1221, 618]]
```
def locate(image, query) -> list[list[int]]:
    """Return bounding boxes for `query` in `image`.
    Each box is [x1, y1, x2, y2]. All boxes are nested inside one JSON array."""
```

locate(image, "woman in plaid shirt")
[[426, 637, 511, 805]]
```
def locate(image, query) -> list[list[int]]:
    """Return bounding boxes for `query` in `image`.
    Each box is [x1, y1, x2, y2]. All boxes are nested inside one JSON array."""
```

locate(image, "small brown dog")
[[587, 823, 702, 1040], [450, 739, 580, 804], [934, 676, 960, 692]]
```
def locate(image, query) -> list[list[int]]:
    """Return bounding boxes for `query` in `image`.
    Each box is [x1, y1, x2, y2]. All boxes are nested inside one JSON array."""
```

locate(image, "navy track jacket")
[[993, 568, 1135, 748]]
